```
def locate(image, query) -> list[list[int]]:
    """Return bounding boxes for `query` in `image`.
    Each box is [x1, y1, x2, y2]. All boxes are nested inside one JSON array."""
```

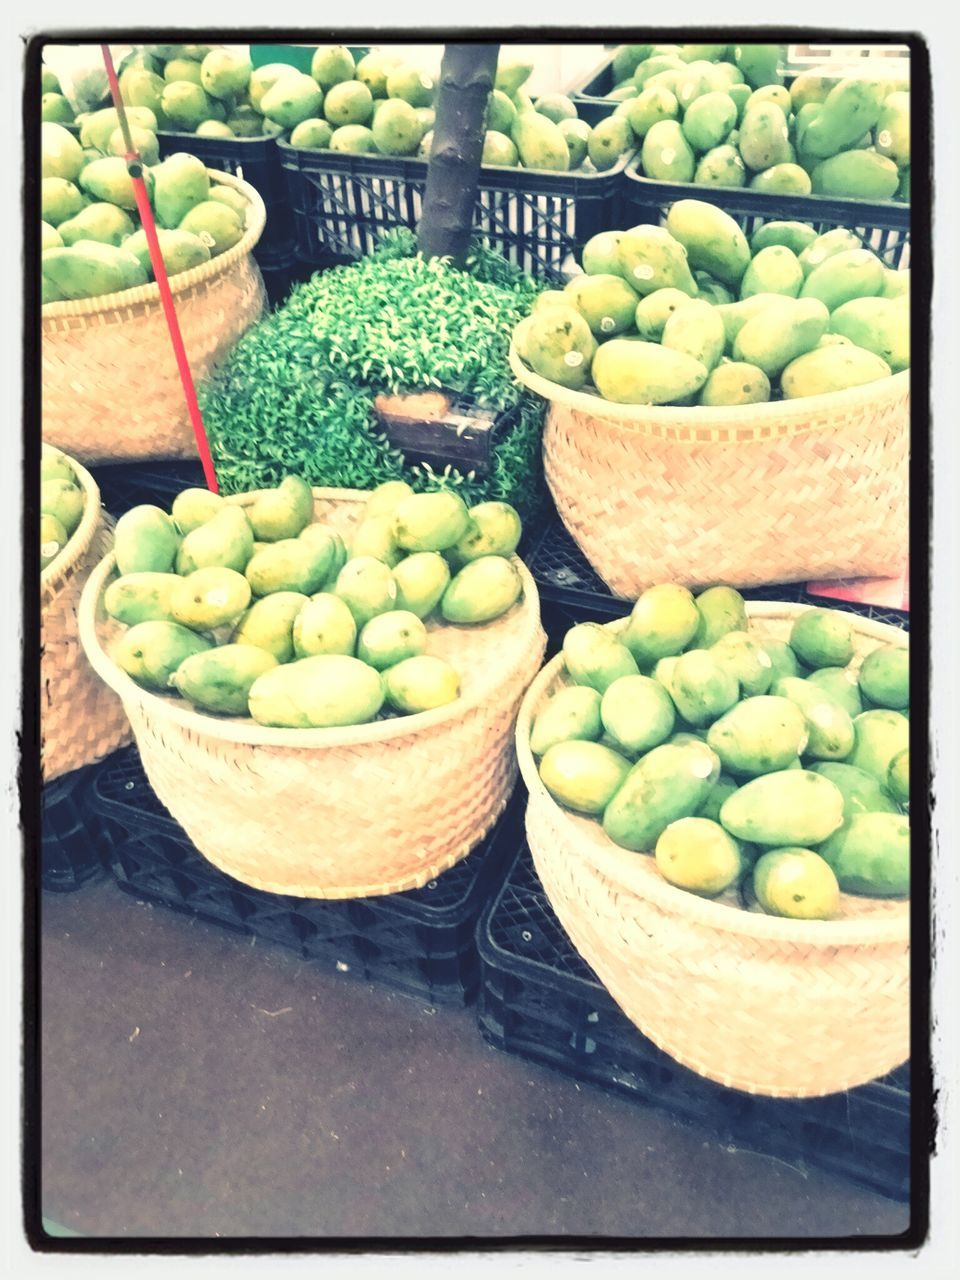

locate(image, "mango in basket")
[[847, 710, 910, 785], [633, 288, 694, 341], [664, 200, 751, 291], [169, 566, 252, 631], [357, 610, 427, 670], [760, 639, 800, 684], [364, 480, 415, 521], [698, 361, 771, 407], [40, 514, 69, 571], [311, 45, 356, 91], [113, 619, 213, 692], [752, 848, 840, 919], [153, 153, 210, 231], [123, 228, 212, 281], [565, 275, 638, 339], [689, 585, 748, 648], [789, 607, 855, 669], [200, 48, 252, 100], [539, 740, 632, 816], [58, 203, 136, 250], [622, 584, 699, 666], [178, 201, 244, 258], [660, 300, 725, 372], [530, 686, 602, 757], [818, 811, 910, 897], [603, 740, 720, 851], [448, 502, 522, 568], [40, 446, 74, 484], [511, 111, 570, 172], [696, 773, 739, 824], [706, 695, 809, 777], [618, 224, 699, 297], [887, 750, 909, 805], [781, 343, 892, 399], [232, 591, 310, 663], [806, 666, 864, 719], [800, 249, 886, 312], [739, 245, 804, 300], [557, 120, 589, 169], [592, 340, 708, 405], [809, 761, 901, 820], [641, 119, 695, 183], [523, 306, 597, 390], [714, 293, 784, 351], [441, 556, 522, 624], [40, 478, 84, 537], [334, 557, 399, 628], [171, 488, 225, 535], [389, 552, 449, 621], [383, 655, 460, 715], [830, 297, 909, 374], [392, 491, 471, 554], [709, 632, 774, 696], [80, 106, 158, 153], [694, 143, 746, 189], [581, 230, 626, 279], [600, 675, 676, 756], [115, 506, 180, 575], [733, 297, 829, 378], [797, 228, 862, 277], [750, 220, 818, 258], [104, 571, 180, 626], [41, 122, 84, 183], [172, 644, 277, 716], [670, 650, 739, 727], [177, 506, 253, 576], [719, 769, 844, 846], [350, 516, 403, 568], [564, 623, 640, 695], [655, 816, 744, 896], [773, 677, 856, 761], [244, 535, 333, 597], [247, 476, 314, 543], [248, 653, 384, 728]]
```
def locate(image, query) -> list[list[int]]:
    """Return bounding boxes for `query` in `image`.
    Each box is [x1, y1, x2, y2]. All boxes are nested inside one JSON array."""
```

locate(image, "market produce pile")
[[531, 583, 910, 920], [198, 231, 546, 517], [41, 118, 251, 302], [105, 477, 525, 728], [41, 445, 86, 571], [513, 198, 910, 405], [597, 43, 909, 201]]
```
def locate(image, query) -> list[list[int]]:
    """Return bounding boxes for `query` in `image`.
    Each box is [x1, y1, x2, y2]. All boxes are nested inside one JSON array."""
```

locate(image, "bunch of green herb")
[[198, 233, 547, 520]]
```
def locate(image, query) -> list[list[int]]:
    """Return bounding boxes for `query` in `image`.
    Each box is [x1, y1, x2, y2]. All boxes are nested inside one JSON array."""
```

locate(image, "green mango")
[[199, 48, 252, 100], [622, 587, 699, 668], [246, 477, 314, 542], [745, 84, 791, 114], [719, 768, 844, 846], [806, 666, 864, 718], [248, 653, 384, 728], [264, 72, 326, 128], [391, 552, 450, 619], [664, 199, 750, 290], [603, 740, 720, 852], [530, 686, 603, 757], [521, 304, 597, 389], [726, 83, 752, 122], [600, 674, 676, 755], [77, 156, 139, 210], [671, 649, 740, 727], [613, 44, 654, 81], [752, 848, 840, 919], [39, 512, 68, 569], [681, 92, 737, 153], [656, 816, 745, 897], [538, 740, 631, 815], [170, 488, 224, 534], [124, 228, 211, 280], [641, 119, 695, 182], [153, 152, 210, 230], [809, 761, 901, 820], [800, 78, 885, 160], [232, 591, 310, 663], [176, 506, 254, 576], [697, 774, 740, 824], [334, 556, 398, 628], [830, 297, 909, 374], [349, 515, 403, 567], [789, 608, 855, 668], [715, 293, 786, 350], [357, 609, 428, 670], [875, 91, 910, 167], [171, 644, 277, 716], [706, 695, 808, 776], [582, 230, 627, 277], [690, 585, 747, 647], [733, 43, 783, 89], [566, 274, 639, 338], [781, 344, 892, 398], [178, 201, 243, 257], [392, 491, 471, 554], [587, 116, 631, 172], [592, 339, 708, 405], [798, 228, 863, 277], [40, 445, 75, 483], [41, 66, 61, 94], [749, 163, 812, 195], [811, 150, 899, 201], [119, 67, 166, 116], [41, 122, 84, 183], [710, 631, 774, 695], [698, 361, 770, 406], [310, 45, 356, 90], [449, 502, 522, 566], [674, 60, 723, 111], [790, 71, 834, 112], [626, 86, 679, 139], [633, 288, 695, 340], [383, 655, 460, 714], [617, 224, 699, 296], [847, 710, 910, 783], [511, 111, 569, 171], [482, 130, 519, 167], [41, 221, 64, 252], [887, 750, 909, 804], [660, 299, 725, 371], [738, 102, 792, 171], [739, 245, 803, 300], [291, 593, 357, 658], [750, 220, 818, 258], [41, 178, 84, 228], [40, 479, 83, 539], [289, 117, 334, 150], [384, 65, 434, 108], [733, 297, 829, 377], [364, 480, 415, 520], [694, 143, 746, 187], [773, 676, 856, 760], [881, 267, 910, 300], [858, 645, 909, 710], [244, 534, 335, 596], [169, 566, 252, 631], [164, 57, 205, 86], [106, 125, 160, 166], [563, 623, 640, 694], [115, 505, 180, 574], [161, 81, 217, 130], [330, 125, 376, 154], [818, 812, 910, 897], [58, 203, 135, 249], [485, 89, 518, 135], [112, 619, 213, 692], [441, 556, 523, 624], [81, 106, 158, 153], [761, 640, 800, 683]]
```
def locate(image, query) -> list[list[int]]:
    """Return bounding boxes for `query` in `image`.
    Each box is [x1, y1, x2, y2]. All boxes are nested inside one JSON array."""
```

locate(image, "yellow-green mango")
[[77, 156, 140, 211], [811, 150, 899, 200], [858, 644, 909, 709], [329, 124, 376, 154], [817, 811, 910, 897], [660, 299, 725, 371], [750, 221, 818, 257], [847, 709, 909, 783], [671, 649, 740, 727], [178, 201, 243, 256], [634, 288, 696, 340], [739, 245, 803, 300], [798, 227, 863, 276], [176, 506, 254, 576], [112, 620, 213, 692], [738, 102, 792, 171], [698, 361, 771, 405], [392, 491, 471, 554], [292, 593, 358, 658], [349, 515, 403, 567], [169, 566, 252, 631], [164, 57, 204, 86], [40, 479, 84, 536], [160, 81, 216, 130], [875, 91, 909, 167], [622, 583, 699, 665], [104, 571, 180, 625], [881, 268, 910, 300], [357, 610, 427, 670], [391, 552, 451, 619], [800, 78, 885, 159], [41, 122, 84, 182], [171, 487, 225, 534], [592, 339, 708, 405], [40, 445, 74, 483], [830, 296, 909, 373], [733, 43, 783, 89], [772, 676, 856, 760], [600, 674, 676, 755], [115, 505, 180, 574], [781, 343, 892, 398], [563, 623, 640, 694], [810, 761, 901, 819], [40, 514, 69, 570], [41, 178, 84, 228], [153, 152, 210, 230], [710, 630, 775, 695], [247, 476, 314, 542], [481, 130, 519, 167], [664, 199, 750, 289], [364, 479, 415, 520], [530, 685, 603, 757], [789, 71, 834, 112], [656, 816, 744, 897], [749, 163, 811, 195], [603, 740, 721, 851], [244, 535, 333, 596], [80, 106, 158, 153], [385, 65, 434, 108], [200, 48, 252, 100], [719, 768, 844, 845], [761, 640, 800, 684], [311, 45, 356, 91], [171, 643, 277, 715], [123, 228, 212, 280], [485, 88, 518, 134], [248, 653, 385, 728], [566, 274, 639, 337], [690, 585, 747, 647], [539, 740, 631, 815], [557, 120, 590, 169], [522, 303, 597, 389], [449, 502, 522, 566], [441, 555, 522, 624], [641, 119, 695, 182], [334, 556, 398, 628], [807, 666, 864, 718], [511, 111, 570, 171], [733, 297, 829, 377], [383, 654, 460, 714], [41, 221, 63, 251], [233, 591, 310, 663], [752, 848, 840, 919], [715, 293, 785, 349], [634, 54, 686, 91], [587, 116, 631, 171], [888, 750, 909, 804], [681, 91, 737, 153], [582, 230, 626, 278], [789, 607, 854, 668], [626, 85, 679, 139], [58, 203, 136, 249], [694, 143, 747, 187]]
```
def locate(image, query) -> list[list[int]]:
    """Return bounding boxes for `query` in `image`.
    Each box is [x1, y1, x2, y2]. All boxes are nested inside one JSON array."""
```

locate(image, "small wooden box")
[[374, 391, 515, 479]]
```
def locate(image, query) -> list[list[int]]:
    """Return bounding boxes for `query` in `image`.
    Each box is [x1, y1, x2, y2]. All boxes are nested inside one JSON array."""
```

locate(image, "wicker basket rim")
[[40, 449, 102, 603], [516, 602, 910, 947], [78, 486, 543, 749], [509, 343, 911, 435], [41, 170, 266, 322]]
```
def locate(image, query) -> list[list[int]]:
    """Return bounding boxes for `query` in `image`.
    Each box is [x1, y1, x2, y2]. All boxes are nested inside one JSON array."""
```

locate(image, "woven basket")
[[41, 454, 132, 783], [42, 170, 267, 465], [516, 603, 909, 1098], [78, 488, 546, 899], [510, 347, 910, 598]]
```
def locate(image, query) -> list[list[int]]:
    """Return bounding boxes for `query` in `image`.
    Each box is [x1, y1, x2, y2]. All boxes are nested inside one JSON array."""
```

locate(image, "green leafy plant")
[[198, 232, 547, 519]]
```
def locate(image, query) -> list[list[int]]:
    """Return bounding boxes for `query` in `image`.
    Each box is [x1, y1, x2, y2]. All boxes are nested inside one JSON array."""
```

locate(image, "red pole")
[[100, 44, 219, 493]]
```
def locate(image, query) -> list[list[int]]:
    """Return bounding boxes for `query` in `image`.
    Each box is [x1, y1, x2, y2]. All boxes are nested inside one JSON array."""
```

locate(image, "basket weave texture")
[[516, 603, 909, 1098], [42, 171, 267, 465], [510, 347, 909, 598], [79, 488, 546, 900], [41, 455, 131, 782]]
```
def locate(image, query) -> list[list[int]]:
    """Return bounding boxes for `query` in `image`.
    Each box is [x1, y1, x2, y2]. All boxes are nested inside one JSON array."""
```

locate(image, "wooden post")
[[417, 43, 499, 266]]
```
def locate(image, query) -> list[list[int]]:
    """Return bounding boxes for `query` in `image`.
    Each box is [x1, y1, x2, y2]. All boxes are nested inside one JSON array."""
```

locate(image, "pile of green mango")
[[103, 477, 525, 729], [595, 43, 909, 203], [514, 197, 910, 405], [40, 445, 85, 571], [532, 583, 910, 920], [41, 116, 251, 303]]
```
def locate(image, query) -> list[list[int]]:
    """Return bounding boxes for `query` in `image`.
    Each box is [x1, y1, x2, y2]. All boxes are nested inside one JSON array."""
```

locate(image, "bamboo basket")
[[78, 488, 546, 899], [510, 347, 910, 598], [515, 604, 910, 1098], [41, 453, 131, 783], [42, 170, 267, 465]]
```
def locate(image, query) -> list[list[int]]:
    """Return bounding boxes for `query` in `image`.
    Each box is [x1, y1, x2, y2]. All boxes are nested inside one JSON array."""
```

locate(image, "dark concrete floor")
[[41, 879, 910, 1242]]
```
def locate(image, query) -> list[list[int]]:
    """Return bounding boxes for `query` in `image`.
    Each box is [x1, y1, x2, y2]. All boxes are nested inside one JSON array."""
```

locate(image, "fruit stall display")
[[78, 479, 546, 898], [509, 197, 909, 595], [516, 582, 909, 1097]]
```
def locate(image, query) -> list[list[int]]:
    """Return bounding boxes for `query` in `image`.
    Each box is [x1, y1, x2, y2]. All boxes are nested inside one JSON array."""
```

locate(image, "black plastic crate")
[[525, 506, 910, 649], [41, 763, 109, 893], [277, 102, 629, 284], [87, 747, 523, 1006], [89, 460, 207, 519], [253, 239, 320, 309], [477, 835, 911, 1202], [623, 154, 910, 268]]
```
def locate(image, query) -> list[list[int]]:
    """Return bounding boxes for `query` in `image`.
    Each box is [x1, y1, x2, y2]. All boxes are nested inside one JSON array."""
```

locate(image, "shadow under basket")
[[477, 836, 912, 1204], [41, 763, 109, 892], [89, 748, 523, 1006]]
